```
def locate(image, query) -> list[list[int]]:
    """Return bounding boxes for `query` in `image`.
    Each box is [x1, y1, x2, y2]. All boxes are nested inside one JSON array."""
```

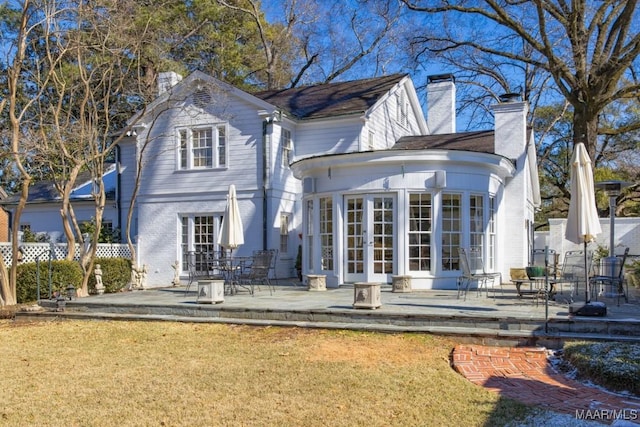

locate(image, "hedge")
[[16, 260, 83, 303], [16, 257, 132, 303], [86, 257, 132, 294]]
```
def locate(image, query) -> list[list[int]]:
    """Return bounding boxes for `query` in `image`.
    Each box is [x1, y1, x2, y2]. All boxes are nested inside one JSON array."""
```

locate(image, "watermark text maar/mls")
[[576, 409, 638, 422]]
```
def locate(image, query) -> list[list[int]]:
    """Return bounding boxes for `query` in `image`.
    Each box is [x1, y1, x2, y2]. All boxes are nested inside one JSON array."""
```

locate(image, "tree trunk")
[[572, 104, 599, 162]]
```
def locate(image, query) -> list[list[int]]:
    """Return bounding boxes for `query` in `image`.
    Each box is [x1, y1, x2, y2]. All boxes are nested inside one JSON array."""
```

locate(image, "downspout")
[[262, 119, 269, 250]]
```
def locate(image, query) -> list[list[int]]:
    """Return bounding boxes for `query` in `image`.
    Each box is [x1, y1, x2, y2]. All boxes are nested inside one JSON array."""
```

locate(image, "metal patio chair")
[[457, 247, 500, 300]]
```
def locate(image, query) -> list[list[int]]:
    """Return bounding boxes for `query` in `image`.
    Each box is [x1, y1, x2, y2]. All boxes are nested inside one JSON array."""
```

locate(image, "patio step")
[[15, 299, 640, 348]]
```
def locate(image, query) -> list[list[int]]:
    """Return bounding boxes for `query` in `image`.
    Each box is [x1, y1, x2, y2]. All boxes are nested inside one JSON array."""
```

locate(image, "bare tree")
[[402, 0, 640, 160], [0, 0, 67, 306], [259, 0, 414, 87]]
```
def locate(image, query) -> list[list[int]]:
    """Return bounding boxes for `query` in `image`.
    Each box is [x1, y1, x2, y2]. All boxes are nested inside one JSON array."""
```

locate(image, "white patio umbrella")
[[565, 143, 602, 302], [217, 184, 244, 255]]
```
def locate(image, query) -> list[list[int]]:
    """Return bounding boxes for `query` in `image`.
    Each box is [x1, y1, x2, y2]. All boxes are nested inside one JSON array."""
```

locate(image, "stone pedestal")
[[306, 274, 327, 291], [353, 282, 381, 309], [197, 280, 225, 304], [392, 275, 412, 293]]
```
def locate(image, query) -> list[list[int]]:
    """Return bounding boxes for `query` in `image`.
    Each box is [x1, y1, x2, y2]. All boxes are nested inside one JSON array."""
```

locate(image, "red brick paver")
[[452, 345, 640, 422]]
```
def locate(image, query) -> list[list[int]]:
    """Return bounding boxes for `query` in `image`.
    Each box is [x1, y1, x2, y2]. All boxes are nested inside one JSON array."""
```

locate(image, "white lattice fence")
[[0, 243, 131, 265]]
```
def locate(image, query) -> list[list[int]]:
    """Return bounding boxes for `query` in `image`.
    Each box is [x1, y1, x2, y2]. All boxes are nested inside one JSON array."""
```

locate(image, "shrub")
[[86, 257, 132, 294], [16, 260, 83, 303], [563, 341, 640, 396]]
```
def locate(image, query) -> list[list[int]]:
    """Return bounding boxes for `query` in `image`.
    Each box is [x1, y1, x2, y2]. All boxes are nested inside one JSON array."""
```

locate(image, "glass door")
[[344, 195, 395, 283]]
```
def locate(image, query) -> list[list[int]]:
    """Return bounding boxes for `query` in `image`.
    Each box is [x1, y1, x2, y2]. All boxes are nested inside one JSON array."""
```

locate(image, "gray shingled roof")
[[393, 130, 496, 154], [253, 74, 407, 120], [0, 166, 115, 205]]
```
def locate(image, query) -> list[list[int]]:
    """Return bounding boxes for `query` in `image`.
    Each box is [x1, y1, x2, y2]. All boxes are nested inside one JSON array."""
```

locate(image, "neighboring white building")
[[121, 71, 541, 289], [0, 164, 120, 243]]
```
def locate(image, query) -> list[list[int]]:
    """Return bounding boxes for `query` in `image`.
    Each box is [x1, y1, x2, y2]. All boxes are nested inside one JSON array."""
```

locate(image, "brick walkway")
[[452, 345, 640, 421]]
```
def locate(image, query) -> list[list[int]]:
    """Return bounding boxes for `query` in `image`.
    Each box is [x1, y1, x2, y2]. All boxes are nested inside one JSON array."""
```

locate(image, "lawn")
[[0, 320, 531, 426]]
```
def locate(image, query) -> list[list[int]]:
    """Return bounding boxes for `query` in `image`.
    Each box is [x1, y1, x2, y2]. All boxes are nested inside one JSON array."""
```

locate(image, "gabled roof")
[[393, 130, 496, 154], [0, 164, 117, 205], [253, 74, 408, 120]]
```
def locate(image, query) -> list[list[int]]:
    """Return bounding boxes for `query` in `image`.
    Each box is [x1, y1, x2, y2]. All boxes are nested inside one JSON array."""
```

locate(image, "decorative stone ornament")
[[353, 282, 381, 309], [197, 280, 225, 304], [392, 275, 412, 293], [306, 274, 327, 291]]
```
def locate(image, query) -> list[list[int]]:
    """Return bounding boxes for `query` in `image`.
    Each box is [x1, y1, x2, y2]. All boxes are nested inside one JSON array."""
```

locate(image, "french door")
[[344, 194, 395, 283]]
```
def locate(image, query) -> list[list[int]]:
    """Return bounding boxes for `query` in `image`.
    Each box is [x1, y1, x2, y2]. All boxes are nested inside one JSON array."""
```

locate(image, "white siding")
[[294, 118, 363, 160], [138, 193, 265, 287], [363, 84, 424, 150], [137, 97, 264, 199]]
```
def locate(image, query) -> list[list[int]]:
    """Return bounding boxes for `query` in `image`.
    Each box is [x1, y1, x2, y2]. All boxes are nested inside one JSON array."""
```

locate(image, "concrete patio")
[[16, 278, 640, 348]]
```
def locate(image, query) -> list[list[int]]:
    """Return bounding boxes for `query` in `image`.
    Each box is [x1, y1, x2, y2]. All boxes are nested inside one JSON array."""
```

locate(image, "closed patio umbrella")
[[565, 143, 601, 303], [218, 184, 244, 255]]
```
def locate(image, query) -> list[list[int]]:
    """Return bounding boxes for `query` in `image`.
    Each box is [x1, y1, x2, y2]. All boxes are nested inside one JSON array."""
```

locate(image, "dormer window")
[[178, 125, 227, 170]]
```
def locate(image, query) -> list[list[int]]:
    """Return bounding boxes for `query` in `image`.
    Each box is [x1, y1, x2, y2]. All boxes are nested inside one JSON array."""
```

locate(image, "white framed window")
[[319, 197, 333, 271], [280, 213, 290, 254], [368, 130, 375, 150], [441, 193, 462, 271], [306, 199, 314, 270], [470, 194, 484, 255], [180, 215, 218, 272], [282, 128, 292, 167], [178, 124, 227, 170], [408, 193, 432, 271], [488, 195, 496, 270]]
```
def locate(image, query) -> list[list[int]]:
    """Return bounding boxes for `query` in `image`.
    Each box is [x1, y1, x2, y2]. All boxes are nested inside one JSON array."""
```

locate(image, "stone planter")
[[306, 274, 327, 291], [392, 275, 412, 293], [197, 280, 224, 304], [353, 282, 381, 309]]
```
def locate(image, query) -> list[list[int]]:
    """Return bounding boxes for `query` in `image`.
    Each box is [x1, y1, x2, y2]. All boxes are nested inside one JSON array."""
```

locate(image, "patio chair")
[[591, 247, 629, 306], [267, 249, 278, 290], [469, 247, 502, 299], [457, 247, 500, 300], [237, 251, 274, 295], [532, 248, 557, 280], [549, 250, 591, 303]]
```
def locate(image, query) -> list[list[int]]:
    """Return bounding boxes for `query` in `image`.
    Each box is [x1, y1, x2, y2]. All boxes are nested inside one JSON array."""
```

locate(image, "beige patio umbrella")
[[565, 142, 601, 302], [218, 184, 244, 255]]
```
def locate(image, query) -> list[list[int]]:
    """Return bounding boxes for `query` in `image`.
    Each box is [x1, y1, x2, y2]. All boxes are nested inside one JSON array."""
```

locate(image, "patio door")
[[344, 194, 395, 283]]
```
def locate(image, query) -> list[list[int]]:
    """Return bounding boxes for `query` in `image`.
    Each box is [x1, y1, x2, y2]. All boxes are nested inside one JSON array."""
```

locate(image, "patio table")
[[208, 256, 252, 295], [511, 277, 555, 301]]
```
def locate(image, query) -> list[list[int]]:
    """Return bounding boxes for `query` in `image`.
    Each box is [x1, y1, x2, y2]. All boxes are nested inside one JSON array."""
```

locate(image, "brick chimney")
[[426, 74, 456, 134], [492, 93, 528, 162], [157, 71, 183, 96]]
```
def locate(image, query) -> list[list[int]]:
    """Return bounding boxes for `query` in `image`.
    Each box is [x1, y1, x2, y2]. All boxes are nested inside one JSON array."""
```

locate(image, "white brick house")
[[121, 71, 540, 289]]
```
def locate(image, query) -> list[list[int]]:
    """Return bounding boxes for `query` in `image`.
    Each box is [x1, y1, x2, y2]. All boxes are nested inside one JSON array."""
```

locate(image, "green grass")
[[0, 320, 531, 427]]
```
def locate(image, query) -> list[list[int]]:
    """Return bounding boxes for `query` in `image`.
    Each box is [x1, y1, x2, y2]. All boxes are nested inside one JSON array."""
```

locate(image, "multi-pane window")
[[488, 196, 496, 270], [441, 193, 461, 271], [470, 194, 484, 254], [178, 125, 227, 169], [306, 200, 314, 270], [279, 213, 290, 254], [282, 129, 292, 167], [408, 193, 432, 271], [181, 215, 216, 272], [319, 197, 333, 271], [368, 130, 375, 150]]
